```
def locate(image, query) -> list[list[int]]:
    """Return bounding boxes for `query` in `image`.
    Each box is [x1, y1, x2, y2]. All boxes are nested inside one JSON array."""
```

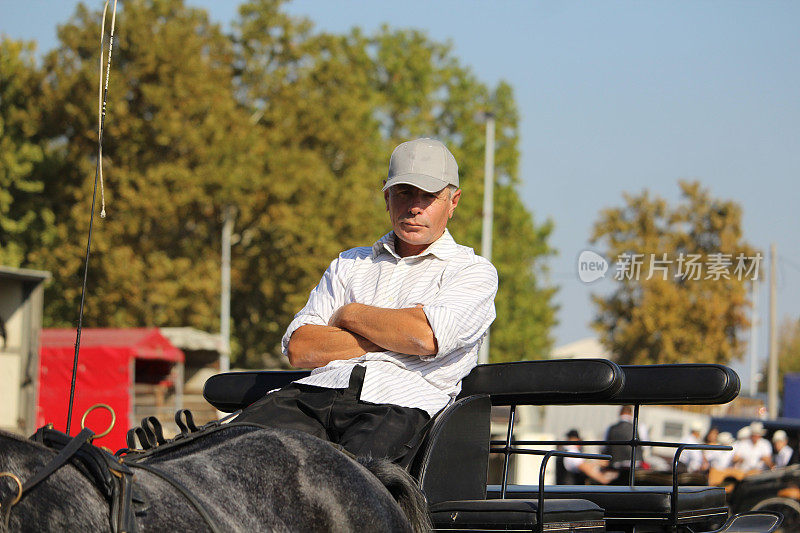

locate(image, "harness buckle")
[[0, 472, 22, 507]]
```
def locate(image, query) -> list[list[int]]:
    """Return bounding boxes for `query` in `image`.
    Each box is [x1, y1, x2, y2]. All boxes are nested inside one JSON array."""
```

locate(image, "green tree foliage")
[[7, 0, 555, 366], [591, 181, 759, 365], [0, 38, 53, 266], [30, 1, 258, 337]]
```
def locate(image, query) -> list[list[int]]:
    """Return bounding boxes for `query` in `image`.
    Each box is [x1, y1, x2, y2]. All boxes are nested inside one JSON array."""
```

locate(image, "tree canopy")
[[1, 0, 556, 366], [0, 38, 50, 266], [591, 181, 759, 365]]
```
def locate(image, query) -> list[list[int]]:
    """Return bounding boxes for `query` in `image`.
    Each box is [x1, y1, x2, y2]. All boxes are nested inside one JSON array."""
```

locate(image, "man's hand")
[[328, 302, 437, 356]]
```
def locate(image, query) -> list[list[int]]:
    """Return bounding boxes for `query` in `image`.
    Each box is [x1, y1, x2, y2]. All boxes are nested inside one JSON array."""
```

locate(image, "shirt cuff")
[[420, 304, 457, 361], [281, 313, 327, 355]]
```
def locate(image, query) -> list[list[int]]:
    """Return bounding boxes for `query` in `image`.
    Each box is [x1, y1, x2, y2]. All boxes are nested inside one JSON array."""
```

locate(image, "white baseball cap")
[[773, 430, 788, 443], [718, 432, 734, 445], [383, 138, 459, 193]]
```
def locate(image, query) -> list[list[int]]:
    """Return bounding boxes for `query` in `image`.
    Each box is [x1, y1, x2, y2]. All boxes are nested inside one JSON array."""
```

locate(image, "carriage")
[[0, 359, 785, 532], [202, 359, 783, 532]]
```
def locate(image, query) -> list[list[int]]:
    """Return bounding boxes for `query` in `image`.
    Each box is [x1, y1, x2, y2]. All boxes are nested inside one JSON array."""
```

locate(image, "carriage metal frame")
[[204, 359, 784, 533]]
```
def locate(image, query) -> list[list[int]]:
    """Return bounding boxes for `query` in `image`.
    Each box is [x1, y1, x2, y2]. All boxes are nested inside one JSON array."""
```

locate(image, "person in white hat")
[[235, 138, 498, 465], [708, 432, 736, 470], [733, 421, 774, 472], [772, 430, 794, 468], [679, 420, 709, 473]]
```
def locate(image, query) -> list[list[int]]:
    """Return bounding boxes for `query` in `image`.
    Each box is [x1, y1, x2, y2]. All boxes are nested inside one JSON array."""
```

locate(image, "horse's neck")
[[0, 431, 111, 532], [0, 430, 53, 473]]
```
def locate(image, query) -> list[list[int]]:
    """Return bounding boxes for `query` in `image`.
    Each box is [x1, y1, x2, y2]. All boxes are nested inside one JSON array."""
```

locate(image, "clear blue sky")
[[2, 1, 798, 385]]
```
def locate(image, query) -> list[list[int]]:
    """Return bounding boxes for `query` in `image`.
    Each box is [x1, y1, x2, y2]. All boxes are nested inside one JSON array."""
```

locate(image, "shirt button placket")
[[388, 259, 406, 307]]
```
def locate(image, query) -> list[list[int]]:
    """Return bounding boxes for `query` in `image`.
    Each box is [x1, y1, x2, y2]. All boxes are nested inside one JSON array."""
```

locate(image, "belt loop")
[[347, 365, 366, 400]]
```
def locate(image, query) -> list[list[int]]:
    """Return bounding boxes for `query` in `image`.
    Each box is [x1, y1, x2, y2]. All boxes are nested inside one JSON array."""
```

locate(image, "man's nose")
[[408, 194, 425, 213]]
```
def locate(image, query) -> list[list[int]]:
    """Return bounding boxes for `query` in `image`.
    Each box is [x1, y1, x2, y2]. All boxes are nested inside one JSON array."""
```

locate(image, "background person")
[[704, 426, 720, 446], [772, 430, 794, 468], [733, 422, 773, 472], [558, 429, 618, 485], [708, 431, 736, 470], [680, 420, 710, 473], [603, 405, 648, 484]]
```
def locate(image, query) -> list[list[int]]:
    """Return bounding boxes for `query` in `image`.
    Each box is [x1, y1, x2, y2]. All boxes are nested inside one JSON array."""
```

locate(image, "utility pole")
[[768, 243, 778, 418], [749, 279, 759, 396], [220, 206, 235, 374], [478, 113, 495, 365]]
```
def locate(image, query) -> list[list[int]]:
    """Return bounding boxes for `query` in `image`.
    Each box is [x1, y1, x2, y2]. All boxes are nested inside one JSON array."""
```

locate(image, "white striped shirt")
[[281, 229, 498, 416]]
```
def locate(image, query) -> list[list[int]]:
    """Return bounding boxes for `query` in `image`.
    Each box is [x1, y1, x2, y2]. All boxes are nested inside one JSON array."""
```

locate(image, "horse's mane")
[[0, 429, 56, 456]]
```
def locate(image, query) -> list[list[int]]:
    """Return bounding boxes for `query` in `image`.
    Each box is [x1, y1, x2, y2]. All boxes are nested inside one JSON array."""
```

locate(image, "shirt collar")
[[372, 229, 458, 261]]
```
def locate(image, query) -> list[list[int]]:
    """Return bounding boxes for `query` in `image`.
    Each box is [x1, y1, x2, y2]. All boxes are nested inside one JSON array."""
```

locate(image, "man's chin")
[[396, 231, 432, 246]]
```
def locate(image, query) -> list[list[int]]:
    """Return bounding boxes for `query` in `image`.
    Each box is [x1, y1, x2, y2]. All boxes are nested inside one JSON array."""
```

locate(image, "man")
[[679, 420, 709, 473], [708, 431, 735, 470], [559, 429, 617, 485], [772, 430, 794, 468], [236, 138, 498, 465], [603, 405, 648, 484], [733, 422, 773, 472]]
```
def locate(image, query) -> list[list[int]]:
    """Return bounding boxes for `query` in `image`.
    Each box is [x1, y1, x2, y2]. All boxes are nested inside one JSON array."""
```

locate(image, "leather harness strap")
[[7, 419, 367, 532], [125, 462, 222, 533], [2, 429, 95, 530], [5, 425, 224, 533]]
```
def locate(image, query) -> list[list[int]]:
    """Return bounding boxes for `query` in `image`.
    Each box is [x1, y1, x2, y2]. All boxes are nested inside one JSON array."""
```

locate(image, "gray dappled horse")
[[0, 424, 429, 532]]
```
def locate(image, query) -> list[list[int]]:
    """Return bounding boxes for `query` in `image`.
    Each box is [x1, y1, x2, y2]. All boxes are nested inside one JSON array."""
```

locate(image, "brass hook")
[[80, 403, 116, 439], [0, 471, 22, 507]]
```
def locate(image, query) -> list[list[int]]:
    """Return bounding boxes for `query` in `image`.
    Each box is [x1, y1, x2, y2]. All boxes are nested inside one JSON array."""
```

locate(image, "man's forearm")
[[286, 325, 382, 368], [330, 303, 437, 356]]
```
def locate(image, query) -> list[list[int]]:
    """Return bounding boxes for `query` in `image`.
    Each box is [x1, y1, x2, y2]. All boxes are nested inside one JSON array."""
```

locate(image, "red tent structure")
[[38, 328, 184, 450]]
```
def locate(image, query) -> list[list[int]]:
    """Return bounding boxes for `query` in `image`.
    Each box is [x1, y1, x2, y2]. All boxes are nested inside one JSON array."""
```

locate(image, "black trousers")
[[235, 366, 431, 465]]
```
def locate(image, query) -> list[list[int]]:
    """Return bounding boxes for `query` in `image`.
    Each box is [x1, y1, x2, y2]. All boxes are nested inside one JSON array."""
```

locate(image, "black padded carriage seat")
[[485, 485, 726, 531], [429, 499, 605, 532]]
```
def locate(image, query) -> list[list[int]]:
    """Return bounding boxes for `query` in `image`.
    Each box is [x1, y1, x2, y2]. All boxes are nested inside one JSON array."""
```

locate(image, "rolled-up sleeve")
[[281, 255, 348, 355], [421, 260, 498, 361]]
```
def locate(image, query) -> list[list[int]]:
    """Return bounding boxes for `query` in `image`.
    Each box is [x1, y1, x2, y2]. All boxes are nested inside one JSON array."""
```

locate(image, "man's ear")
[[448, 188, 462, 218]]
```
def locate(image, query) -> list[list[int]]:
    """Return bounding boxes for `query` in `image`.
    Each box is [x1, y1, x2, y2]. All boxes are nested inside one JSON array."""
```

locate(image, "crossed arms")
[[286, 303, 438, 368]]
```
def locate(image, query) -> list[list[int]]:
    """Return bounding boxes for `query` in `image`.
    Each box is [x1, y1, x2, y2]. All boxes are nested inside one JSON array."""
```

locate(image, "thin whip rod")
[[67, 0, 118, 435]]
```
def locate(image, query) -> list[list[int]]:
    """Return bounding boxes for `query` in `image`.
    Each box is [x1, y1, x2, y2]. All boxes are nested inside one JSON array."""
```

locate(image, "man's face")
[[384, 184, 461, 256]]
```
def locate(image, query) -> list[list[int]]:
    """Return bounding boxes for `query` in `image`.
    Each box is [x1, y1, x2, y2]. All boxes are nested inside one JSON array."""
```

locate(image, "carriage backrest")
[[613, 364, 740, 405], [457, 358, 625, 405], [450, 362, 739, 494], [410, 394, 492, 505], [395, 359, 623, 505]]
